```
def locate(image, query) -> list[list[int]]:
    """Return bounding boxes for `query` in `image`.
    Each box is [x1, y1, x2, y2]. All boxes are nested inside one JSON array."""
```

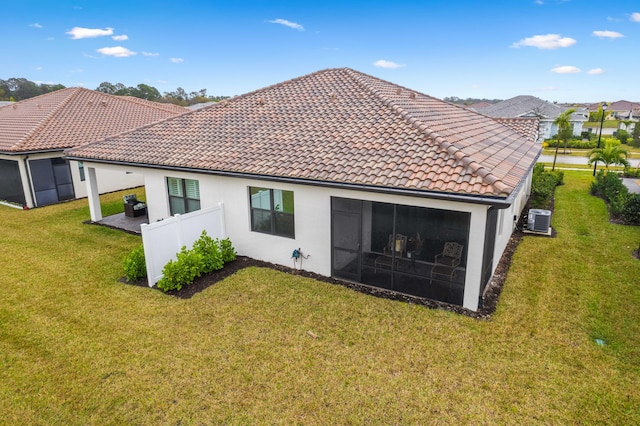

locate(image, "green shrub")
[[622, 194, 640, 225], [617, 129, 630, 144], [219, 237, 237, 263], [590, 171, 640, 224], [192, 230, 224, 273], [545, 139, 597, 149], [123, 245, 147, 282], [157, 246, 205, 292], [530, 164, 562, 209], [623, 167, 640, 178], [590, 171, 628, 201]]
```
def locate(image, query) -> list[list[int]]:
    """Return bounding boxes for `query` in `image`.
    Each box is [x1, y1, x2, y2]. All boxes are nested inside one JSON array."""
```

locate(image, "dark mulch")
[[121, 199, 557, 319], [121, 224, 525, 320]]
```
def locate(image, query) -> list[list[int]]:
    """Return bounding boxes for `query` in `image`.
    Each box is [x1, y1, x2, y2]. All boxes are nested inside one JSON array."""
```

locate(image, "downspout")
[[23, 155, 36, 208]]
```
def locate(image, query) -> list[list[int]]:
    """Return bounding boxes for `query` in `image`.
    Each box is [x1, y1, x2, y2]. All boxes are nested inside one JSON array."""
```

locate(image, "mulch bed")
[[121, 199, 564, 319], [121, 224, 528, 319]]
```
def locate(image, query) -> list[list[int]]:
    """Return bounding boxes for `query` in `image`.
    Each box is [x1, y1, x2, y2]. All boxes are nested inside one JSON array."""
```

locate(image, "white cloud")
[[511, 34, 576, 49], [551, 65, 581, 74], [268, 19, 304, 31], [46, 37, 54, 41], [112, 34, 128, 41], [142, 51, 160, 56], [30, 23, 43, 28], [593, 30, 624, 39], [170, 57, 184, 63], [632, 12, 640, 22], [96, 46, 136, 57], [588, 68, 604, 75], [67, 26, 114, 39], [373, 59, 406, 69], [36, 66, 43, 71], [534, 0, 544, 4]]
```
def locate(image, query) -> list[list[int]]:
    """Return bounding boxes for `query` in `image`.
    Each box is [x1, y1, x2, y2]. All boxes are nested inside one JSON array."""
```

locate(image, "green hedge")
[[590, 171, 640, 225], [157, 231, 237, 292], [530, 164, 563, 209]]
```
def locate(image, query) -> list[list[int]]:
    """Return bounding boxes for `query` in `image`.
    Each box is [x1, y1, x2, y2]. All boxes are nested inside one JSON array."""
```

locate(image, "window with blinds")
[[249, 187, 294, 238], [167, 177, 201, 215]]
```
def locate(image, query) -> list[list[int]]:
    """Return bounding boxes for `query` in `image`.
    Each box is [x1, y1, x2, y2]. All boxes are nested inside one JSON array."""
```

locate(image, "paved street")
[[539, 154, 640, 167]]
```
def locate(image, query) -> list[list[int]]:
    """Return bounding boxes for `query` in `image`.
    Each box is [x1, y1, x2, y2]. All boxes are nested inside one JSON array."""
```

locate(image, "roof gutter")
[[65, 156, 520, 209], [1, 148, 70, 156]]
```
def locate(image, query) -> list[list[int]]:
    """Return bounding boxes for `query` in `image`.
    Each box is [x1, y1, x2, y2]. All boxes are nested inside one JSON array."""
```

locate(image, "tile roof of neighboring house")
[[481, 95, 585, 121], [467, 101, 492, 110], [119, 96, 190, 114], [67, 68, 541, 198], [0, 88, 188, 153], [495, 118, 539, 143], [607, 100, 640, 111]]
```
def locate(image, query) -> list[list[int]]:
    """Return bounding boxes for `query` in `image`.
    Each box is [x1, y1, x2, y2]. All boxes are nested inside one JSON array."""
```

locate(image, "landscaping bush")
[[157, 246, 205, 292], [623, 167, 640, 178], [530, 164, 563, 209], [192, 230, 224, 273], [219, 237, 237, 263], [123, 245, 147, 282], [622, 194, 640, 225], [156, 234, 237, 292], [590, 170, 640, 224], [617, 129, 630, 145], [545, 139, 597, 149]]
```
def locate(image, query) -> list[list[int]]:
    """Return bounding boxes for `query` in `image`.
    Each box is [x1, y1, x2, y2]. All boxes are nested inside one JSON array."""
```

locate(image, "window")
[[78, 162, 85, 181], [167, 177, 200, 215], [249, 187, 294, 238]]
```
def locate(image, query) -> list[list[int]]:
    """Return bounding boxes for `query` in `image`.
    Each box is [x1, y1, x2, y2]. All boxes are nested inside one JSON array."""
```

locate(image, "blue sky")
[[2, 0, 639, 103]]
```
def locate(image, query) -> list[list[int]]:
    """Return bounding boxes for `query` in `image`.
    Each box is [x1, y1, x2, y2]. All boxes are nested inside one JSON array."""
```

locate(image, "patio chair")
[[430, 242, 463, 282], [123, 194, 147, 217], [374, 234, 407, 272]]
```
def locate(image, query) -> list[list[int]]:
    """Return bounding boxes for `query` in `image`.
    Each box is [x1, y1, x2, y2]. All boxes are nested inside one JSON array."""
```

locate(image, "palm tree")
[[551, 108, 576, 171], [588, 140, 630, 173]]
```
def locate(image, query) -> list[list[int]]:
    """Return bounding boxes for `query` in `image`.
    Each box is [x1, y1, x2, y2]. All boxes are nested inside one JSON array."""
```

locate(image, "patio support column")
[[86, 166, 102, 222], [462, 207, 487, 311]]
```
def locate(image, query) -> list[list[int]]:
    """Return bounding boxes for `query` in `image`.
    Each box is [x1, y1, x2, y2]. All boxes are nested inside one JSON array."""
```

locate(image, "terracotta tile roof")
[[67, 68, 541, 198], [0, 88, 188, 153], [495, 117, 539, 143]]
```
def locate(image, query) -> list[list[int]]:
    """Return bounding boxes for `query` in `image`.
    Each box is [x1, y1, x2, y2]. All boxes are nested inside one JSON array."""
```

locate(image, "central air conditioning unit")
[[527, 209, 551, 233]]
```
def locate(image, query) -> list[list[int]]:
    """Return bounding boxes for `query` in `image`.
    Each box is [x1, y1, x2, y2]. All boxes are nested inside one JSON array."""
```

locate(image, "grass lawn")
[[1, 174, 639, 424]]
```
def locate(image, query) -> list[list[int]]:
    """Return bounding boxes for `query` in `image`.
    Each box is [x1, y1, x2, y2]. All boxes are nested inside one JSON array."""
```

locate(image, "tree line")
[[0, 77, 229, 106]]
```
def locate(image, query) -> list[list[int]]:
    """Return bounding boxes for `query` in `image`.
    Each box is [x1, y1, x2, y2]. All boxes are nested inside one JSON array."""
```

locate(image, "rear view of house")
[[0, 88, 187, 208], [67, 68, 540, 311]]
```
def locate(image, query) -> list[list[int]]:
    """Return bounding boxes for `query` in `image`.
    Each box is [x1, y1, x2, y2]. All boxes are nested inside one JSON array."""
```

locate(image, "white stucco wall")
[[82, 162, 527, 311], [70, 160, 144, 199], [132, 167, 493, 310]]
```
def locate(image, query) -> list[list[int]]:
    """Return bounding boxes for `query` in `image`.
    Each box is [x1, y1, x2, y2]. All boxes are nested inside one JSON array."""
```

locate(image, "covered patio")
[[92, 211, 148, 235]]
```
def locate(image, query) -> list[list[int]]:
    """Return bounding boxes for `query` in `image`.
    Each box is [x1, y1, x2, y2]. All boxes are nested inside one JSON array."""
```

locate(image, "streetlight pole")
[[592, 103, 608, 176]]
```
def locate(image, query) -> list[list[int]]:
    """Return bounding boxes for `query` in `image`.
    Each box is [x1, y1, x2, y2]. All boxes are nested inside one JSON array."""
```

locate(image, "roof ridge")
[[16, 87, 80, 151], [343, 69, 512, 195], [119, 95, 189, 114]]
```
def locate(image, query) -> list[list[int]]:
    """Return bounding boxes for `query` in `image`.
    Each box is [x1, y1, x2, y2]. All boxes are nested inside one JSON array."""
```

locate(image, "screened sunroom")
[[331, 197, 472, 306]]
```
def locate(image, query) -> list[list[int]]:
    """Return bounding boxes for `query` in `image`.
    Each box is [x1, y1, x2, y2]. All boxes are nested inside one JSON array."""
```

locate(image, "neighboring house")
[[596, 100, 640, 121], [586, 100, 639, 135], [476, 95, 587, 142], [0, 88, 187, 208], [66, 68, 540, 312]]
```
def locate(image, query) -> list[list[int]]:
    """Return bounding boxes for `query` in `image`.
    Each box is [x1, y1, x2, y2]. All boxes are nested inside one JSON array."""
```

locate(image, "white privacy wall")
[[142, 206, 226, 285]]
